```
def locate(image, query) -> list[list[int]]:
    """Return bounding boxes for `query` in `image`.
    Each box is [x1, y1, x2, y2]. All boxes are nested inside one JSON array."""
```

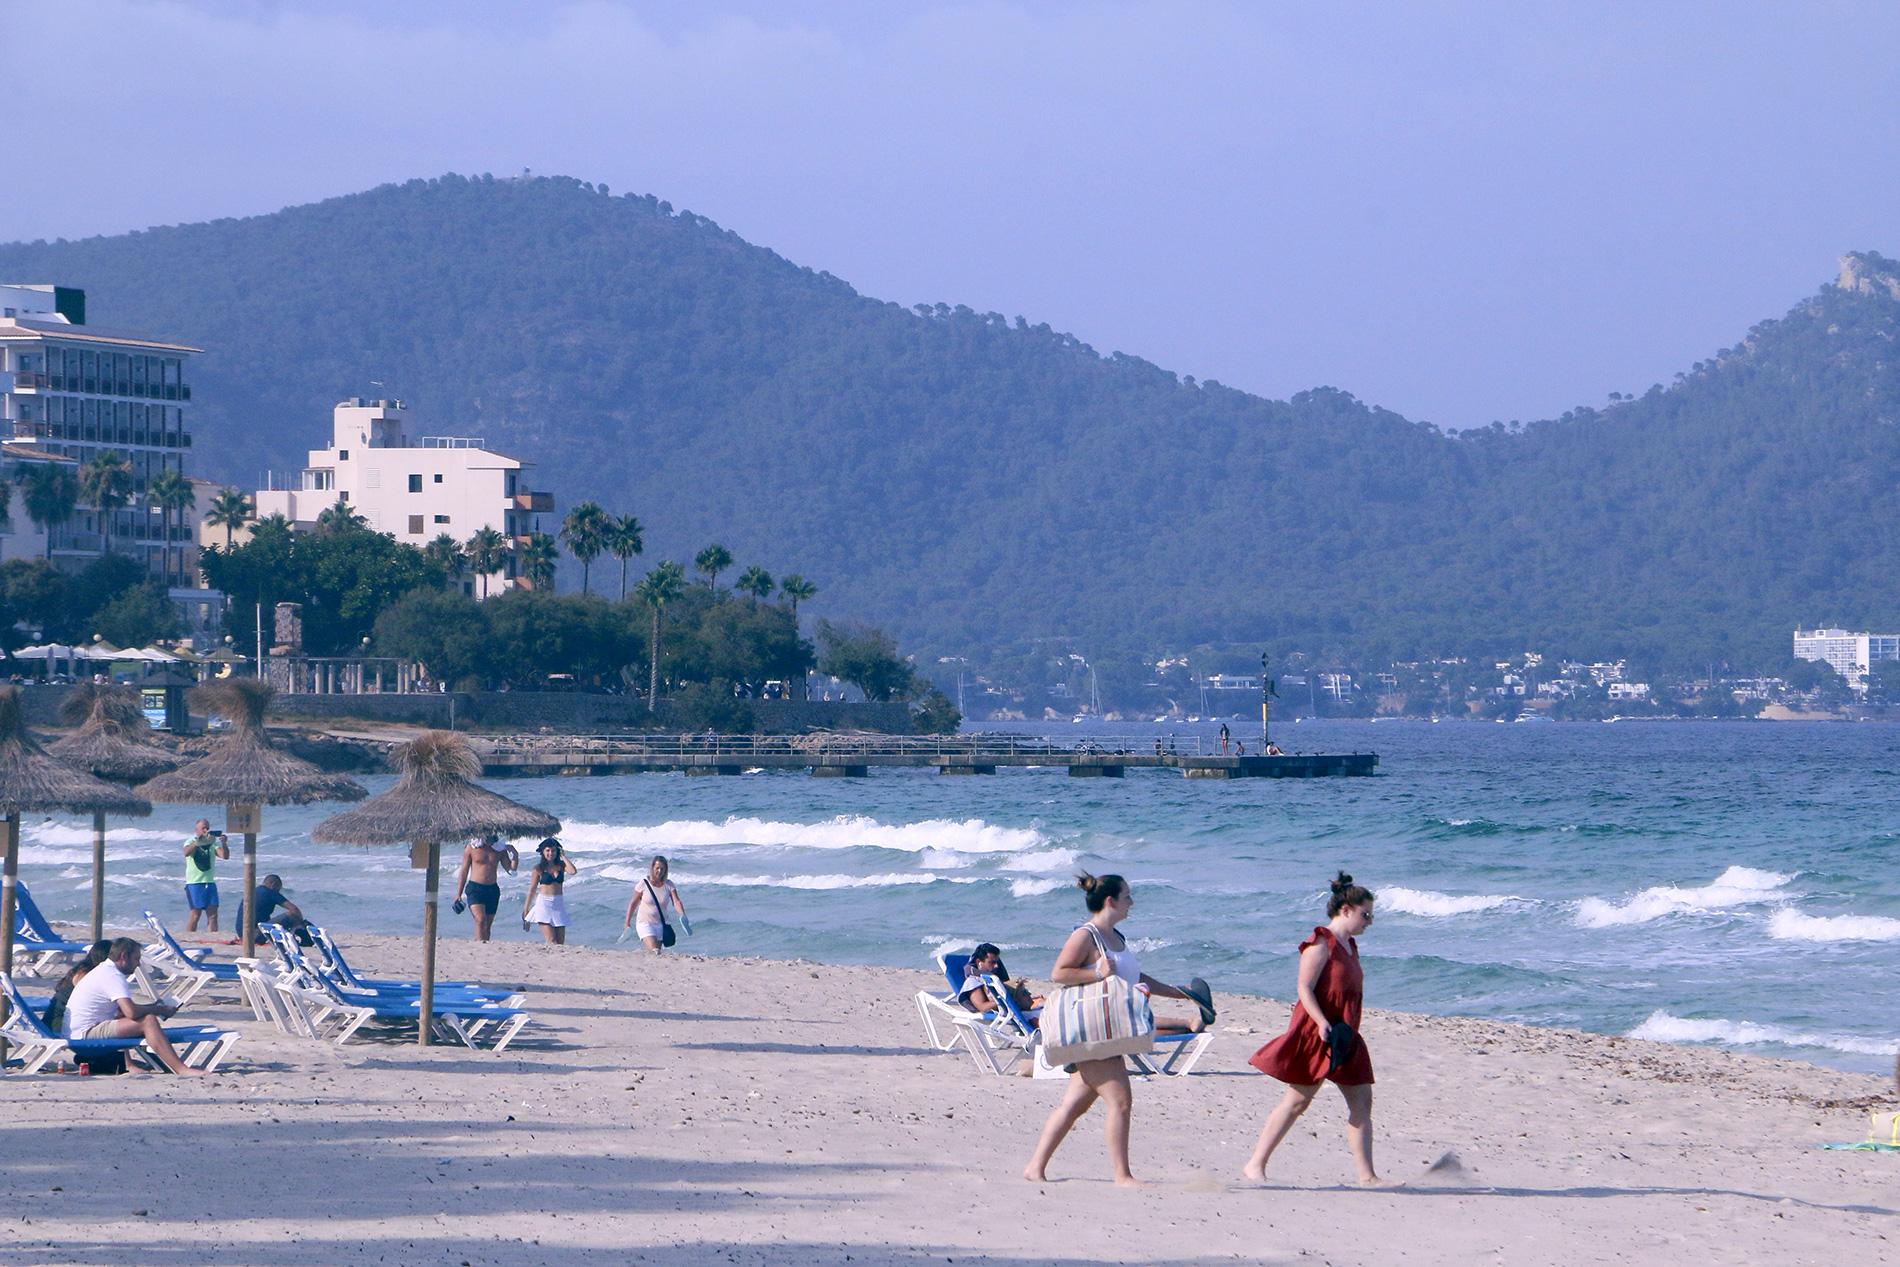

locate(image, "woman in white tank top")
[[1023, 872, 1214, 1186]]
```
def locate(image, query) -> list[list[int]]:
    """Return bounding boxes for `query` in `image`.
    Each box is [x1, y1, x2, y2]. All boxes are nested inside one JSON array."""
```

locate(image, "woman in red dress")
[[1242, 871, 1381, 1185]]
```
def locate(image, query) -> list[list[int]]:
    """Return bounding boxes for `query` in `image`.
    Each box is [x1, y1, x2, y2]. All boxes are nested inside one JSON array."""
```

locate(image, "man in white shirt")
[[62, 938, 206, 1076]]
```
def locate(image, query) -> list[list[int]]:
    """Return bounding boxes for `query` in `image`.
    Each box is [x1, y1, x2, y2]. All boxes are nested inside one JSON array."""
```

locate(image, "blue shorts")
[[185, 882, 219, 911]]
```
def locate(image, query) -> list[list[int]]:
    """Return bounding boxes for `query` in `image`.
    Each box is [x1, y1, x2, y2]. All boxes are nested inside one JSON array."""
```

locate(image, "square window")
[[408, 474, 422, 493], [433, 474, 443, 484], [407, 515, 424, 535], [338, 450, 349, 460], [433, 514, 450, 524]]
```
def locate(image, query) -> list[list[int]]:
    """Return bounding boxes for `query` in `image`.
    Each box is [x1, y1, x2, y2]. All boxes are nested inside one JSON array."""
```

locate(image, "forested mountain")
[[2, 174, 1896, 672]]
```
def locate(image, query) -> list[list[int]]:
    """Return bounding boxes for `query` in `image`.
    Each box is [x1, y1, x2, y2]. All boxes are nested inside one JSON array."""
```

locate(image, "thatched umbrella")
[[314, 732, 558, 1046], [135, 679, 365, 957], [49, 685, 180, 942], [0, 685, 150, 1062]]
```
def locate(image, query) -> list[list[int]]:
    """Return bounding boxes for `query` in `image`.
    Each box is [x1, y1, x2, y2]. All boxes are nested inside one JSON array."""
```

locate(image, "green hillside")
[[2, 174, 1896, 671]]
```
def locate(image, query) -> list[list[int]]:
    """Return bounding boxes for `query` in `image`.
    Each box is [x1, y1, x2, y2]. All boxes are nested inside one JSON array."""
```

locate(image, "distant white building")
[[0, 283, 200, 580], [1793, 628, 1900, 688], [1607, 682, 1651, 702], [254, 399, 552, 595]]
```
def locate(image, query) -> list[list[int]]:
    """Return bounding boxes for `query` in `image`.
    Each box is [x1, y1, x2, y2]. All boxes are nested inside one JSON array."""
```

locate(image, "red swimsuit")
[[1249, 926, 1374, 1086]]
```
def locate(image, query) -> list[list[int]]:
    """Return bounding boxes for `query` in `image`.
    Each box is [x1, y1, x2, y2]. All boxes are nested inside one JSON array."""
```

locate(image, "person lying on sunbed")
[[959, 943, 1043, 1017]]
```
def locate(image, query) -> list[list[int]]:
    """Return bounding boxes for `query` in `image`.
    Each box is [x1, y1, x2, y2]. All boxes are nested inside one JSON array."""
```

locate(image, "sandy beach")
[[1, 934, 1893, 1266]]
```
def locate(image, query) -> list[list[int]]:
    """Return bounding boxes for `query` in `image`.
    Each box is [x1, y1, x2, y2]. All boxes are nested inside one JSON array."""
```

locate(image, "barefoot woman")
[[1024, 872, 1208, 1186], [1242, 871, 1381, 1185]]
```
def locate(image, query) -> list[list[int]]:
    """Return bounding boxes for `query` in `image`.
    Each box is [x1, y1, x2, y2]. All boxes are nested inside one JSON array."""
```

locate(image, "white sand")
[[2, 934, 1894, 1266]]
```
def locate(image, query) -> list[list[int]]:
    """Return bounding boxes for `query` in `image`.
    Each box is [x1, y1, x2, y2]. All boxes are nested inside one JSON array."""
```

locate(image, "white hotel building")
[[254, 398, 552, 595], [0, 283, 199, 577], [1793, 628, 1900, 689]]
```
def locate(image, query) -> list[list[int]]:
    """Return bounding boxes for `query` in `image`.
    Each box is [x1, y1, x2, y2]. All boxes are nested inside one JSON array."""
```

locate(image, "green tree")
[[0, 478, 11, 528], [561, 501, 608, 594], [777, 573, 816, 619], [423, 533, 468, 588], [147, 467, 195, 585], [204, 487, 253, 548], [91, 581, 182, 647], [735, 565, 773, 605], [817, 620, 916, 701], [315, 498, 367, 535], [483, 591, 625, 685], [634, 560, 686, 702], [520, 530, 560, 590], [372, 589, 491, 685], [79, 451, 133, 554], [465, 526, 509, 599], [606, 513, 643, 600], [693, 542, 733, 589], [21, 464, 78, 561]]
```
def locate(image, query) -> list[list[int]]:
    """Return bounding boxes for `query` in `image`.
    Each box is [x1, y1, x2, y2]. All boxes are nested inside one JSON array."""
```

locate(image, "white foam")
[[1008, 877, 1065, 898], [1767, 909, 1900, 943], [1001, 848, 1078, 874], [559, 815, 1045, 856], [1380, 886, 1526, 917], [1628, 1010, 1898, 1057], [24, 823, 177, 847], [600, 870, 969, 891], [1126, 936, 1173, 952], [1575, 866, 1793, 928]]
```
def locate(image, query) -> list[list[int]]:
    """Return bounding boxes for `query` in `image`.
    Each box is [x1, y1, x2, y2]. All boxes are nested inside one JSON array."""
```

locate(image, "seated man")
[[958, 943, 1042, 1018], [235, 874, 312, 945], [61, 938, 207, 1076]]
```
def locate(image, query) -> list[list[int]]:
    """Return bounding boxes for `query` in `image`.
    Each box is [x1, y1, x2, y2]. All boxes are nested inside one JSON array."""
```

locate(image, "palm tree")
[[148, 467, 195, 586], [315, 498, 367, 535], [22, 464, 79, 560], [465, 526, 509, 599], [205, 487, 253, 549], [778, 574, 817, 619], [79, 451, 133, 554], [694, 542, 733, 589], [736, 565, 774, 606], [606, 513, 644, 600], [560, 501, 609, 594], [634, 560, 687, 704], [424, 533, 468, 589], [520, 531, 559, 590]]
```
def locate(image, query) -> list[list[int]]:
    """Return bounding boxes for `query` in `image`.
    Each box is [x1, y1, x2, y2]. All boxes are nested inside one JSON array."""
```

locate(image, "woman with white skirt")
[[522, 837, 577, 945]]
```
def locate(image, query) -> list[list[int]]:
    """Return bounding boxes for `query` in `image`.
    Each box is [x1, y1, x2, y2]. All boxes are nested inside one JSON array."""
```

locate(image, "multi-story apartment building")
[[253, 398, 552, 595], [1793, 628, 1900, 688], [0, 284, 199, 581]]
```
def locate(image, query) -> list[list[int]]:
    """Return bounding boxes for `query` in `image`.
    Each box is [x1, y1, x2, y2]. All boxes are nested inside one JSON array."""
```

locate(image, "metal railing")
[[477, 733, 1213, 760]]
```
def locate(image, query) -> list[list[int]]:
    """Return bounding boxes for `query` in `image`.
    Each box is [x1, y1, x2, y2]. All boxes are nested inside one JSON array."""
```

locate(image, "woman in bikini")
[[622, 855, 687, 952], [521, 838, 578, 945]]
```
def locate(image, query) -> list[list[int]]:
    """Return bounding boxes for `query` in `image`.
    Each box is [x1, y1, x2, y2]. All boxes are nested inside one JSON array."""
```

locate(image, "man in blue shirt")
[[235, 874, 312, 944]]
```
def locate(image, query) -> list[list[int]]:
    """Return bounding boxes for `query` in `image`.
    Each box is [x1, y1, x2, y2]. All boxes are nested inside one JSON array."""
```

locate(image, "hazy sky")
[[6, 1, 1898, 426]]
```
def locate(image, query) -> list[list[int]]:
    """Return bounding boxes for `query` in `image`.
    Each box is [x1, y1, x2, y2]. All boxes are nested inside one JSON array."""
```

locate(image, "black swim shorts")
[[464, 881, 501, 913]]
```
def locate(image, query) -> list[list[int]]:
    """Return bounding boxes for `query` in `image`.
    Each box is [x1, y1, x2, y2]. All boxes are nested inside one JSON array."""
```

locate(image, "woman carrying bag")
[[1024, 872, 1213, 1186]]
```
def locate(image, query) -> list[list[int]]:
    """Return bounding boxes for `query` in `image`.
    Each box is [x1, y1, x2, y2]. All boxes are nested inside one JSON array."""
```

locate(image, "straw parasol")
[[0, 685, 150, 1061], [135, 679, 365, 957], [315, 732, 558, 1046], [49, 685, 180, 941]]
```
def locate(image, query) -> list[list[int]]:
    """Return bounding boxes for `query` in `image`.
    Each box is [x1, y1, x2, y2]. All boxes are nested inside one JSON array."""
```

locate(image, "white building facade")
[[1793, 628, 1900, 688], [254, 399, 552, 595], [0, 284, 199, 580]]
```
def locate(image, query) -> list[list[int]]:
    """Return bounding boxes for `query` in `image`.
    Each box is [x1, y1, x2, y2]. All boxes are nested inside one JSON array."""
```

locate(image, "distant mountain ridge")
[[1, 174, 1896, 671]]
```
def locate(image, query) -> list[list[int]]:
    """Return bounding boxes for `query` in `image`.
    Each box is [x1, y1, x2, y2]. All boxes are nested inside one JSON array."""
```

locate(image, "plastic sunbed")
[[0, 972, 238, 1075]]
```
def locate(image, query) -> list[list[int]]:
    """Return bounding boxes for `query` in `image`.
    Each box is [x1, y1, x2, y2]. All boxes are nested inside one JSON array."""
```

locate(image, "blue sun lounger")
[[12, 883, 91, 975], [308, 925, 491, 995], [0, 972, 239, 1075]]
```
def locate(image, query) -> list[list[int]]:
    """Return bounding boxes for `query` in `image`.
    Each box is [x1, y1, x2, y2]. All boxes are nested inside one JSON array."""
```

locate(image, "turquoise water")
[[17, 719, 1900, 1074]]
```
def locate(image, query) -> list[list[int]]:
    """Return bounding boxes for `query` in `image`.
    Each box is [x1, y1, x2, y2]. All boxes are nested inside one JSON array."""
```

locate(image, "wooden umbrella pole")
[[419, 839, 440, 1047], [2, 812, 19, 1065], [90, 810, 106, 944], [241, 831, 258, 958]]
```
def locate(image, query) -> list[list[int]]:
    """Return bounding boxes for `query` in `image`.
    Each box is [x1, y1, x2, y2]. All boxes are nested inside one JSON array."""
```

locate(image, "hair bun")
[[1330, 871, 1355, 894], [1075, 871, 1099, 894]]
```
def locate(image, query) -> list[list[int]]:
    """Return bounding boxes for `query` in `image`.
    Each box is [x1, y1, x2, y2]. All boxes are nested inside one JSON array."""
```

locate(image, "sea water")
[[16, 719, 1899, 1074]]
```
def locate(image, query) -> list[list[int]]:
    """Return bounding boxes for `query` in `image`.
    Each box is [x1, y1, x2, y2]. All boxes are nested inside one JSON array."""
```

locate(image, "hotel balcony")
[[512, 491, 553, 512]]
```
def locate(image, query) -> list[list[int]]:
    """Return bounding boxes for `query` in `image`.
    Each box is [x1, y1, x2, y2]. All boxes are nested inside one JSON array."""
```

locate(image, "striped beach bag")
[[1040, 930, 1156, 1065]]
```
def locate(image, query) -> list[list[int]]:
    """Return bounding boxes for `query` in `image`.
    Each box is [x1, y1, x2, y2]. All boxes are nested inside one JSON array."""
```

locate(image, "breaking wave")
[[1628, 1010, 1897, 1057], [1574, 866, 1792, 928], [560, 815, 1046, 856], [1766, 909, 1900, 943], [1380, 886, 1527, 917]]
